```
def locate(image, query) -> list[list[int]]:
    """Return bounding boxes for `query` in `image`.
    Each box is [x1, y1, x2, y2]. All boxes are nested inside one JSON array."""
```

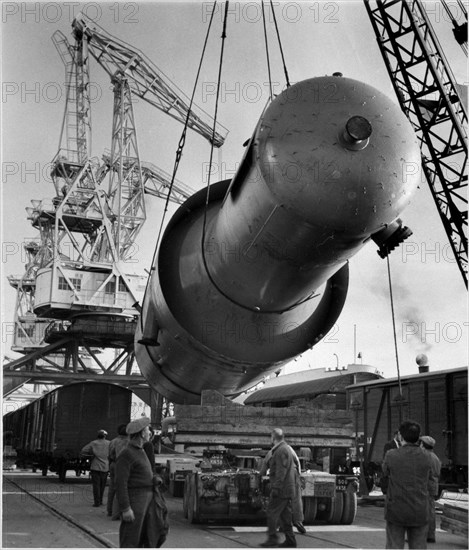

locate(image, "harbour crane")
[[4, 13, 226, 403], [364, 0, 468, 288]]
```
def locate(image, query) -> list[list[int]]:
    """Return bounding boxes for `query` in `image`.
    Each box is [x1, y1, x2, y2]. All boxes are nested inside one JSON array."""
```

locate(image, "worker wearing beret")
[[115, 417, 168, 548], [420, 436, 441, 544], [80, 429, 110, 507]]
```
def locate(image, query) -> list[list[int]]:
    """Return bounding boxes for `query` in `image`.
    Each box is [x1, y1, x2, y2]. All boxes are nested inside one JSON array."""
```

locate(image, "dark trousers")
[[107, 463, 116, 515], [427, 496, 436, 540], [265, 496, 296, 545], [386, 521, 428, 549], [292, 474, 304, 523], [119, 488, 166, 548], [91, 470, 108, 506]]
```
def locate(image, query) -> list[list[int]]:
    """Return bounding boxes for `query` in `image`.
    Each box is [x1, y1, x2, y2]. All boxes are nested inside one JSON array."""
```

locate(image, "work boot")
[[259, 538, 279, 547], [294, 522, 306, 534], [279, 531, 296, 548], [279, 540, 297, 548]]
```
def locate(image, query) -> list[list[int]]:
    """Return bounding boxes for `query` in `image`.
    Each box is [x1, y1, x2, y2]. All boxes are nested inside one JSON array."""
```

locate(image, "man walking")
[[419, 436, 441, 543], [382, 420, 433, 549], [260, 428, 297, 548], [81, 429, 111, 507]]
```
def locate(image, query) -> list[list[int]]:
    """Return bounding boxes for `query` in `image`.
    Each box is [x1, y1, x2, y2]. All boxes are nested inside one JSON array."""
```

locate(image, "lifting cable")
[[386, 253, 403, 415], [201, 0, 229, 244], [154, 0, 218, 253], [441, 0, 468, 55], [270, 0, 291, 88], [139, 1, 218, 330], [261, 1, 273, 100]]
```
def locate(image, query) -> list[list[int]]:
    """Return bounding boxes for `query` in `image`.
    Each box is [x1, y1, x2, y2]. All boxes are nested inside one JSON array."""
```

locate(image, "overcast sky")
[[1, 1, 467, 382]]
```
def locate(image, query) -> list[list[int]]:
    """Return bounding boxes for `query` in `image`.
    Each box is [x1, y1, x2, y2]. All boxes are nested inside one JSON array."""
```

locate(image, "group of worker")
[[258, 422, 442, 549], [80, 417, 168, 548], [81, 420, 442, 549]]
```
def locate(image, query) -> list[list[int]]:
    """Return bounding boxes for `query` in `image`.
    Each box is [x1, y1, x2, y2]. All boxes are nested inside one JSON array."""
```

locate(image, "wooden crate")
[[440, 502, 468, 539]]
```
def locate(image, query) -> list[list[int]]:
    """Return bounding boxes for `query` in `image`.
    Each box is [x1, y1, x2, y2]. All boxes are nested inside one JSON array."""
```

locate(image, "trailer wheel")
[[326, 492, 344, 524], [302, 497, 317, 524], [341, 492, 357, 524], [188, 478, 200, 524], [183, 479, 190, 519]]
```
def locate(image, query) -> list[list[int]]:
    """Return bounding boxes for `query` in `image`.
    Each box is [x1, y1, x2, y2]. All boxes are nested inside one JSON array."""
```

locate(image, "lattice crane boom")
[[364, 0, 468, 288], [52, 29, 92, 165], [72, 13, 228, 148]]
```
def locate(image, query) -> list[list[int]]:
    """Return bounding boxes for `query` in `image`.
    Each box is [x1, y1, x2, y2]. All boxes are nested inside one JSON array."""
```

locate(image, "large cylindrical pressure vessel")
[[135, 75, 420, 404]]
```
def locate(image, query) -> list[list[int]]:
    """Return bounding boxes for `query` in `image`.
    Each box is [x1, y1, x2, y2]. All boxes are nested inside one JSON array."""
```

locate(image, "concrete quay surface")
[[3, 470, 467, 549]]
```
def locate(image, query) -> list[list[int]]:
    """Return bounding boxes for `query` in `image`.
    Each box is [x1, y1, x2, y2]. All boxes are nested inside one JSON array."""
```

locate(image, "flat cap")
[[420, 435, 435, 448], [126, 417, 151, 435]]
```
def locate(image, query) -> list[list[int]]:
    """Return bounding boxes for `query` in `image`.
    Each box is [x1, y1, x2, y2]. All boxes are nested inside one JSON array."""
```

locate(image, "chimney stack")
[[416, 354, 429, 374]]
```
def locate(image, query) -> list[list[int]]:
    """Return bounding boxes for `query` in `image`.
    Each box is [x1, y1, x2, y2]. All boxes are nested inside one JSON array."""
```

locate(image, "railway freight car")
[[3, 381, 132, 481], [346, 367, 468, 494]]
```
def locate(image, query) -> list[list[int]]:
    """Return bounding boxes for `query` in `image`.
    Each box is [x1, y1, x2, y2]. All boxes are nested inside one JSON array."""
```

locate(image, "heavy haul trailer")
[[183, 461, 358, 525], [3, 381, 132, 481], [346, 367, 468, 494], [172, 390, 359, 525]]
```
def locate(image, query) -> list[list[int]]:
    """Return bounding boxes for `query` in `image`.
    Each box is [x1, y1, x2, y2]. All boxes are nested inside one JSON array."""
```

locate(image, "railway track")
[[3, 476, 113, 548]]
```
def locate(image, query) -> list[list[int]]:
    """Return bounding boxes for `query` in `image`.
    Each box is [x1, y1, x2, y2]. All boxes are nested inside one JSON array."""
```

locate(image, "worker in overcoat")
[[419, 436, 441, 543], [115, 417, 168, 548], [260, 428, 297, 548], [260, 444, 306, 534], [381, 420, 433, 549]]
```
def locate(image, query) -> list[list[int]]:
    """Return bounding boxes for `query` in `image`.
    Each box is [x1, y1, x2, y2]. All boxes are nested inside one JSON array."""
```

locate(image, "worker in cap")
[[419, 436, 435, 449], [116, 416, 168, 547], [420, 436, 441, 543], [80, 428, 110, 507], [126, 417, 151, 435]]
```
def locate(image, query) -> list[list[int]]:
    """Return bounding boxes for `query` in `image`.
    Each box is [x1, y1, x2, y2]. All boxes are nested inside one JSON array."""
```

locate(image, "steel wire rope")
[[199, 1, 318, 315], [138, 0, 218, 336], [200, 1, 230, 291], [261, 1, 273, 100], [386, 252, 403, 422], [270, 0, 291, 88], [441, 0, 468, 55]]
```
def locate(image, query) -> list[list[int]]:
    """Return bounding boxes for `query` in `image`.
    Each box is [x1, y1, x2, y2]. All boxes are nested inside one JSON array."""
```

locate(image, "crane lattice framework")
[[72, 13, 227, 148], [4, 13, 225, 399], [364, 0, 468, 288]]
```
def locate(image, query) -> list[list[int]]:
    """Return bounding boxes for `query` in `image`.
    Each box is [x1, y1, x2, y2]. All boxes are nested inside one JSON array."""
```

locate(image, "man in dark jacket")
[[382, 420, 433, 549], [116, 417, 168, 548], [419, 436, 441, 543], [260, 428, 297, 548], [107, 424, 128, 517]]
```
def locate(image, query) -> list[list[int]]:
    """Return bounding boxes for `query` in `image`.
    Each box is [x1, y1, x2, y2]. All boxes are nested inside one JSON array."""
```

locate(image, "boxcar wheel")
[[302, 496, 317, 523], [341, 492, 357, 524]]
